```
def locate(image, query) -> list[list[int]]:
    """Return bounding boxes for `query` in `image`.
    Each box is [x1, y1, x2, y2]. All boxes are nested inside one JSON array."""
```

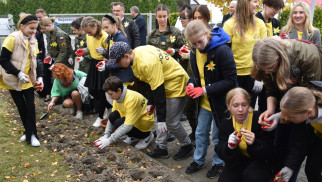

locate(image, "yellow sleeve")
[[223, 19, 233, 43], [258, 19, 267, 38], [2, 36, 15, 52], [143, 60, 164, 90]]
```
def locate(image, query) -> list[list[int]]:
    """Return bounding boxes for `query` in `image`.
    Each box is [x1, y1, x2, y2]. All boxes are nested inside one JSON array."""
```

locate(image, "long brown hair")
[[81, 16, 102, 38], [102, 14, 127, 38], [252, 37, 293, 91], [52, 63, 73, 82], [233, 0, 257, 39]]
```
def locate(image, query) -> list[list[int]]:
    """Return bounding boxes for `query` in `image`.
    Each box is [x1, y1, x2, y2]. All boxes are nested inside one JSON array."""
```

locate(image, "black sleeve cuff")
[[152, 83, 166, 123], [0, 47, 20, 75]]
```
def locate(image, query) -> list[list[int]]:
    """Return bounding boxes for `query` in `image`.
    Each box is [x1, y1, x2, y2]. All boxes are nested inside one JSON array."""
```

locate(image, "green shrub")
[[169, 12, 180, 26]]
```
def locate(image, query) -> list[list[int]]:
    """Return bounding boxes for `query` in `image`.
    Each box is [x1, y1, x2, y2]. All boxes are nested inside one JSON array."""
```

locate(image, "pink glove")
[[189, 87, 206, 99], [44, 57, 52, 64], [75, 49, 85, 57]]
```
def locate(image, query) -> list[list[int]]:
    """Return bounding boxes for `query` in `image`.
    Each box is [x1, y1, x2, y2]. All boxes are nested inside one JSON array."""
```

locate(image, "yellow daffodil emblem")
[[206, 61, 216, 71], [137, 73, 143, 80], [51, 41, 57, 47], [273, 27, 281, 34], [170, 35, 176, 43], [80, 40, 85, 46], [61, 42, 66, 47], [33, 49, 38, 57], [124, 21, 129, 28], [109, 40, 115, 47]]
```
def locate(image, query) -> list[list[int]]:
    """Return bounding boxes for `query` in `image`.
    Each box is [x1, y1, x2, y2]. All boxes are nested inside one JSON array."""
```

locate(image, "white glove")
[[49, 65, 54, 70], [228, 131, 241, 149], [166, 48, 175, 56], [75, 56, 84, 63], [97, 61, 106, 72], [96, 47, 106, 55], [94, 134, 109, 145], [179, 46, 190, 59], [262, 113, 280, 132], [158, 122, 168, 134], [36, 77, 44, 90], [252, 80, 263, 93], [95, 137, 111, 149], [18, 71, 30, 83], [280, 167, 294, 182], [68, 58, 74, 65]]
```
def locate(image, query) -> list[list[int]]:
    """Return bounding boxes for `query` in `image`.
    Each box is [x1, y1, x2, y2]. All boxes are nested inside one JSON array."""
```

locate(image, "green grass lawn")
[[0, 91, 74, 182]]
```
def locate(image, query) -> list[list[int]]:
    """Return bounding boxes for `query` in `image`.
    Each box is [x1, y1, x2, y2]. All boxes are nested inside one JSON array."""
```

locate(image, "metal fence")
[[49, 13, 155, 35]]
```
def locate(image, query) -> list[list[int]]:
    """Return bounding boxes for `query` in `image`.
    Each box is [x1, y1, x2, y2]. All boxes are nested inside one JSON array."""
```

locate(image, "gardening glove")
[[95, 137, 111, 149], [252, 80, 263, 93], [280, 167, 293, 182], [18, 71, 30, 83], [261, 113, 280, 132], [179, 45, 190, 59], [68, 58, 74, 65], [97, 61, 106, 72], [166, 47, 175, 56], [228, 131, 242, 149], [75, 56, 84, 63], [189, 87, 206, 99], [44, 56, 52, 64], [95, 47, 106, 55], [158, 122, 168, 134], [147, 105, 155, 115], [94, 134, 109, 146], [48, 65, 54, 70], [185, 83, 194, 96], [36, 77, 44, 91], [75, 49, 85, 57]]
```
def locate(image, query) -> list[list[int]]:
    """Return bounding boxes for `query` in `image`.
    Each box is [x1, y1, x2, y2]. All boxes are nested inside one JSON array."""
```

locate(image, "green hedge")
[[279, 6, 322, 41], [0, 0, 178, 24]]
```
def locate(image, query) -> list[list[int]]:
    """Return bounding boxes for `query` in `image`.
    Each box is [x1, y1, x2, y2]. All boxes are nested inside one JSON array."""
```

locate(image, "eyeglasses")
[[255, 61, 278, 72], [271, 7, 281, 13]]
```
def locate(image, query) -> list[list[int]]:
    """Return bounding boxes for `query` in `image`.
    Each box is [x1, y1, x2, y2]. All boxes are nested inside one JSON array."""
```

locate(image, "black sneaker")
[[206, 164, 224, 179], [167, 133, 176, 142], [173, 144, 194, 161], [185, 161, 204, 174], [146, 146, 169, 159]]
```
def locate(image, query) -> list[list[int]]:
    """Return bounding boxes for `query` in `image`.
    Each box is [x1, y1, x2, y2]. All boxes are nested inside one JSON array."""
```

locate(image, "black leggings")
[[109, 111, 150, 139], [9, 88, 37, 142], [89, 89, 111, 119]]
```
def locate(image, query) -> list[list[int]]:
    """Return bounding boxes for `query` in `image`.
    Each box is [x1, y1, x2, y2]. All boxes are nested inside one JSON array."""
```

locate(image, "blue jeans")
[[194, 107, 223, 166]]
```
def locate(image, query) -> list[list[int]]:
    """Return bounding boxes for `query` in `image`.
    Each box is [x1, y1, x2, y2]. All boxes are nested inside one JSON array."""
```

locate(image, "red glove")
[[189, 87, 206, 99], [44, 57, 52, 64], [147, 105, 155, 115], [75, 49, 85, 57], [185, 83, 194, 96], [96, 59, 108, 68], [179, 45, 190, 55]]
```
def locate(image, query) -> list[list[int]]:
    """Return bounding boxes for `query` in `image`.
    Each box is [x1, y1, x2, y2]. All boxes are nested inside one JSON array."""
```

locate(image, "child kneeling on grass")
[[94, 76, 155, 150]]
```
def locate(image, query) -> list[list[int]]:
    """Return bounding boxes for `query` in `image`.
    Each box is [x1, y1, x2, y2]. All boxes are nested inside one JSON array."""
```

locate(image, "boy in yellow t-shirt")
[[94, 76, 154, 150]]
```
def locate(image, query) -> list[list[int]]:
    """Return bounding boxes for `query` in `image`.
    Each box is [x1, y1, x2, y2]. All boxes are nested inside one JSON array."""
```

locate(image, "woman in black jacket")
[[215, 88, 276, 182]]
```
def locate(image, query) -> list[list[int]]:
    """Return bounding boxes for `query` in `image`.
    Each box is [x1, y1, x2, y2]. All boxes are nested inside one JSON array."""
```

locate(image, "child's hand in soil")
[[95, 137, 111, 149], [240, 128, 255, 145]]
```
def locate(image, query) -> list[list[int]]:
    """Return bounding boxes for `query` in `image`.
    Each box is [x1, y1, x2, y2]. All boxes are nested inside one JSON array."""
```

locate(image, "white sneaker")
[[20, 134, 26, 141], [135, 132, 154, 149], [92, 117, 102, 127], [123, 136, 139, 144], [75, 111, 83, 119], [31, 134, 40, 147]]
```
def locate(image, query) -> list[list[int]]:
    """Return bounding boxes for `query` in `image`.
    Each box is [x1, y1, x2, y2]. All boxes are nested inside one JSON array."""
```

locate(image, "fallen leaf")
[[146, 149, 151, 152], [5, 150, 9, 153], [66, 174, 71, 178], [52, 162, 58, 166], [10, 142, 15, 146], [172, 168, 175, 171], [23, 180, 28, 182], [60, 135, 65, 138], [24, 163, 31, 168], [50, 174, 55, 177], [4, 176, 10, 179], [177, 165, 182, 169]]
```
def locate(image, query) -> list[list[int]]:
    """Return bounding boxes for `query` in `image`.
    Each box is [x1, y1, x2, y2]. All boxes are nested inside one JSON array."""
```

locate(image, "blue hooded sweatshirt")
[[199, 27, 231, 53]]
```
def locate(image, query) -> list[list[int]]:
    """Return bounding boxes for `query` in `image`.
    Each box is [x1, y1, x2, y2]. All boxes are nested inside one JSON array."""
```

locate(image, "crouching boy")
[[94, 76, 155, 149]]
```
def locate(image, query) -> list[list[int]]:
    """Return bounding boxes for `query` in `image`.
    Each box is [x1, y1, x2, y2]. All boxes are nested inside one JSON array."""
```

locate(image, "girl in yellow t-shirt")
[[223, 0, 267, 109], [216, 88, 275, 181], [81, 16, 111, 127], [0, 15, 43, 147]]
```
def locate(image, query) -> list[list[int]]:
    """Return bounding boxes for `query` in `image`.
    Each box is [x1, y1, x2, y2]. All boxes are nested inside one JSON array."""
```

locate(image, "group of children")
[[0, 1, 321, 182]]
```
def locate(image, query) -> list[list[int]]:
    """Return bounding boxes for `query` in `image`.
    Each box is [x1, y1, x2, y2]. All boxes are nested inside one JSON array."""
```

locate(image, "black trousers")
[[89, 89, 111, 119], [218, 160, 273, 182], [109, 110, 150, 139], [305, 135, 322, 182], [43, 63, 53, 96], [9, 88, 37, 142]]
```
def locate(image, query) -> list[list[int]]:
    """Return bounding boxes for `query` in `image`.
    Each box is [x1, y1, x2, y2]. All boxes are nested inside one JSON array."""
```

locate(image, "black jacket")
[[133, 13, 147, 45], [222, 13, 232, 27], [255, 11, 281, 36], [189, 44, 237, 127], [215, 111, 276, 168], [122, 17, 140, 49]]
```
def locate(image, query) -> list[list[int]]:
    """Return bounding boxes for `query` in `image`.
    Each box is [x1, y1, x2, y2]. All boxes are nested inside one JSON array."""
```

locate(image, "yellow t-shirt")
[[232, 112, 253, 158], [223, 18, 267, 75], [132, 45, 189, 98], [112, 89, 154, 132], [196, 50, 211, 111], [0, 36, 33, 90], [86, 30, 108, 60], [265, 22, 273, 37], [297, 31, 303, 40]]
